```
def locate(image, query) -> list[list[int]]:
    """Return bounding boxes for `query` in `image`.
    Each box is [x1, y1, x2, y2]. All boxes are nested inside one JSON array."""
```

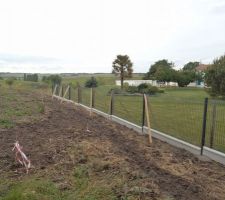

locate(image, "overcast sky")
[[0, 0, 225, 73]]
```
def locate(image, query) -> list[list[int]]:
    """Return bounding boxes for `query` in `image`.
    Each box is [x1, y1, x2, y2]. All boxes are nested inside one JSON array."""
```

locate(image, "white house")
[[115, 80, 178, 87]]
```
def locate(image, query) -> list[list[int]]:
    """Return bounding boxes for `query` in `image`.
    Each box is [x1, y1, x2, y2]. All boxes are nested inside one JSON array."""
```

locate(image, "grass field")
[[62, 73, 144, 87], [60, 75, 225, 153]]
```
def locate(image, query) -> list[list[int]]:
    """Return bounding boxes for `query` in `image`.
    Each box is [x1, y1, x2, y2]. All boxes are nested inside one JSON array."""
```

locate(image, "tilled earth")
[[0, 95, 225, 199]]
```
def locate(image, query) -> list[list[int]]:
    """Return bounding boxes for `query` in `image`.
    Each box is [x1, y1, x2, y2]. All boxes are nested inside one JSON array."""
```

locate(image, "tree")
[[183, 61, 204, 83], [205, 54, 225, 97], [183, 62, 200, 71], [144, 59, 175, 82], [24, 74, 38, 82], [85, 77, 98, 88], [42, 75, 62, 85], [112, 55, 133, 89], [175, 70, 195, 87], [154, 67, 176, 82]]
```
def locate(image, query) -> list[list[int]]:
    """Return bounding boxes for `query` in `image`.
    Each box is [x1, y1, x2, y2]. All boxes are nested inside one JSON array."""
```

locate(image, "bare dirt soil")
[[0, 94, 225, 199]]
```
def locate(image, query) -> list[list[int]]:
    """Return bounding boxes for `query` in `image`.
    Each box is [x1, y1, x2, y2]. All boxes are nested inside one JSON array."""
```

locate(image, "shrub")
[[109, 84, 163, 96], [205, 54, 225, 97], [175, 71, 194, 87], [107, 87, 126, 95], [137, 83, 160, 95], [137, 83, 148, 91], [158, 89, 165, 93], [85, 77, 98, 88], [24, 73, 38, 82], [42, 75, 62, 85], [126, 86, 138, 93], [5, 78, 14, 87], [123, 82, 129, 89], [146, 85, 159, 95]]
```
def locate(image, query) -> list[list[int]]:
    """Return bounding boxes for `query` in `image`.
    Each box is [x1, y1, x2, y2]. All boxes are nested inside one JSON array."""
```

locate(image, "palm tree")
[[112, 55, 133, 89]]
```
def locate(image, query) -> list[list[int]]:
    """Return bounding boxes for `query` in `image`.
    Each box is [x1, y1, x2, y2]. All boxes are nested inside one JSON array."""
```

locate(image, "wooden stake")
[[144, 94, 152, 144], [109, 93, 112, 117], [61, 85, 70, 103], [59, 85, 62, 97], [90, 88, 93, 116], [52, 85, 58, 99]]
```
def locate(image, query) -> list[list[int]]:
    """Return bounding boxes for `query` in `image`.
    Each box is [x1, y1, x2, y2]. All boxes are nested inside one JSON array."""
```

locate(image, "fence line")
[[52, 84, 225, 165]]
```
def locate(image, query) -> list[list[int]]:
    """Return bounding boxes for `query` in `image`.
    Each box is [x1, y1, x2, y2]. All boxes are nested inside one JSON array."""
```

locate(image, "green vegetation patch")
[[72, 165, 116, 200], [0, 81, 48, 129], [1, 179, 62, 200]]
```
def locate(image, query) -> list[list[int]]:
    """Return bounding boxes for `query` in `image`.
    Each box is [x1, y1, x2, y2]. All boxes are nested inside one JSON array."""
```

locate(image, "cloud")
[[0, 53, 60, 64], [0, 0, 224, 73], [210, 2, 225, 15]]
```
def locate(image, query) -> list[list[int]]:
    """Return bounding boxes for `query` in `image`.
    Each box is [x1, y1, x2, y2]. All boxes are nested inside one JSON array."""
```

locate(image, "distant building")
[[115, 80, 178, 87], [116, 64, 210, 88], [195, 64, 209, 72], [188, 64, 210, 88]]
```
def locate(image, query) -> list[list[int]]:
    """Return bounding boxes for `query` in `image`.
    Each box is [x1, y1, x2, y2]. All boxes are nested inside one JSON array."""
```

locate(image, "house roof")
[[196, 64, 209, 72]]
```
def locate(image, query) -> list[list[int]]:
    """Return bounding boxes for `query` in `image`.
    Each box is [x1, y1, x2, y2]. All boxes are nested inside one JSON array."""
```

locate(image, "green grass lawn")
[[62, 82, 225, 153]]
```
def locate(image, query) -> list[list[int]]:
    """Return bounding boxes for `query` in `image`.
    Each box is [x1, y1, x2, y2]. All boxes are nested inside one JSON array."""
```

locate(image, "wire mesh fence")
[[94, 88, 111, 113], [70, 86, 78, 103], [205, 99, 225, 152], [54, 84, 225, 154], [148, 98, 204, 146], [80, 87, 90, 107], [114, 95, 143, 126]]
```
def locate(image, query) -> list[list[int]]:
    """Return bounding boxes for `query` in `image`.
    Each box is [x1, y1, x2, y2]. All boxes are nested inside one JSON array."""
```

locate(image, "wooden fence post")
[[92, 88, 95, 108], [59, 85, 62, 97], [142, 94, 145, 133], [144, 94, 152, 144], [78, 86, 82, 103], [77, 86, 80, 103], [109, 90, 114, 116], [52, 84, 58, 99], [61, 85, 70, 103], [90, 88, 93, 116], [69, 85, 71, 100], [51, 84, 54, 94], [61, 85, 64, 97]]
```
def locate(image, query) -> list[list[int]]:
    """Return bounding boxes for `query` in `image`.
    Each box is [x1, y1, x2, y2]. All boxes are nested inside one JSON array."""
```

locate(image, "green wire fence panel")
[[114, 95, 143, 126], [63, 85, 70, 99], [81, 87, 91, 107], [69, 86, 78, 102], [55, 85, 60, 96], [94, 89, 111, 113], [148, 97, 203, 146], [205, 99, 225, 153], [53, 84, 225, 153]]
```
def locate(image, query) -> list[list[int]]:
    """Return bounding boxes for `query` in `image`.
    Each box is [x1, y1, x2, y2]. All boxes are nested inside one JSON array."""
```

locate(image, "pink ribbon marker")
[[12, 141, 31, 174]]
